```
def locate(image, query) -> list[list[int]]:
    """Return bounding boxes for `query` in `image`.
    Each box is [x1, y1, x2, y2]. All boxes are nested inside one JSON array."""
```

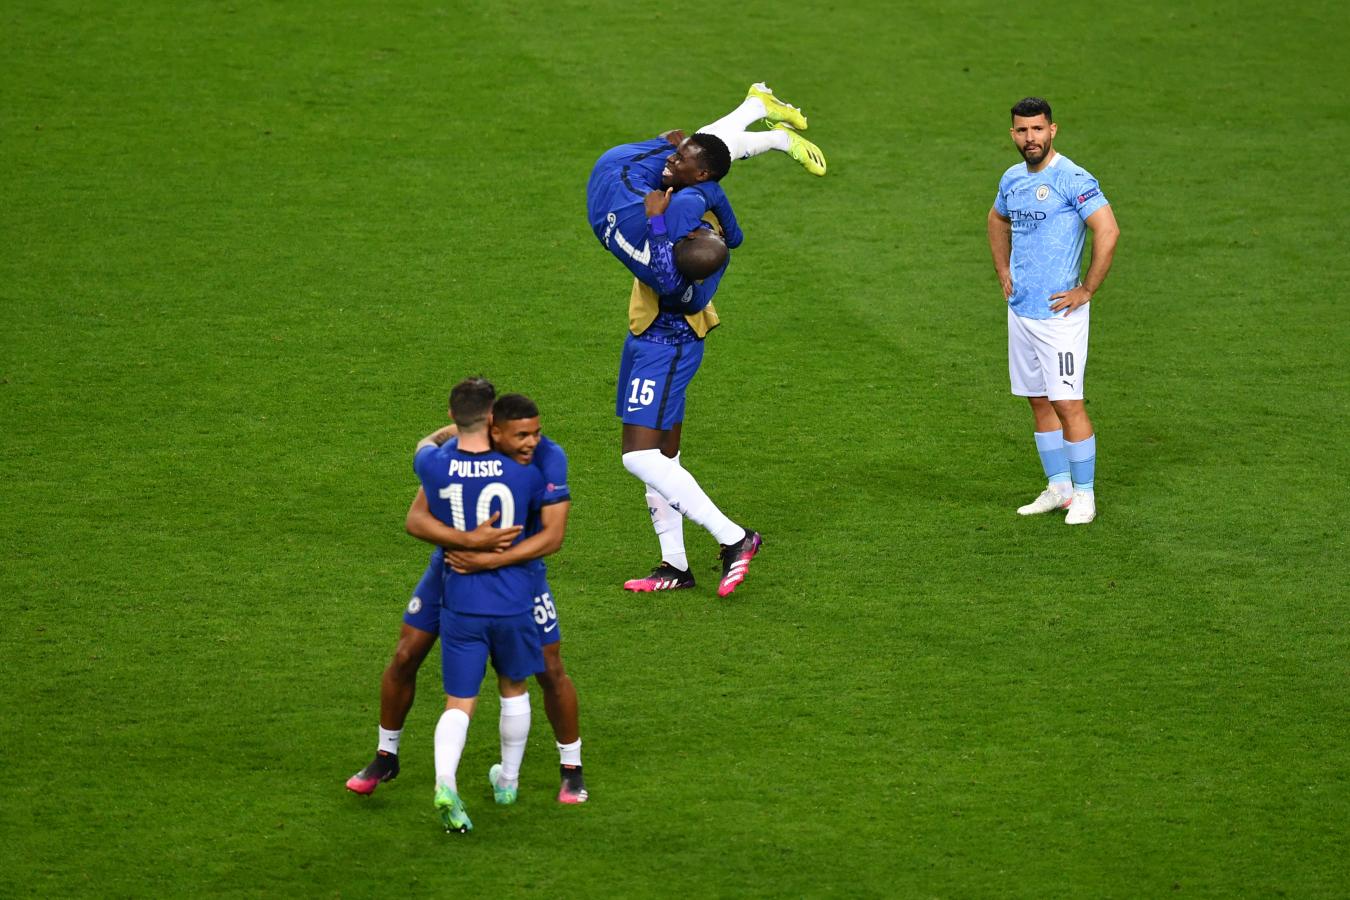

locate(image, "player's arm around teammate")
[[346, 392, 519, 796]]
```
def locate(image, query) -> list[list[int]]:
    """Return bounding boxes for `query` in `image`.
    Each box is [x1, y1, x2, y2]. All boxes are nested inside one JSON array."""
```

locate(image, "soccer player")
[[586, 83, 826, 295], [413, 379, 552, 833], [588, 85, 824, 596], [987, 97, 1120, 525], [346, 387, 586, 804], [408, 395, 588, 803]]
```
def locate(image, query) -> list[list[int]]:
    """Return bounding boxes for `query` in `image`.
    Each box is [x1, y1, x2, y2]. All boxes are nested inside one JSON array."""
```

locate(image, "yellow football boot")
[[771, 123, 826, 176], [747, 82, 808, 131]]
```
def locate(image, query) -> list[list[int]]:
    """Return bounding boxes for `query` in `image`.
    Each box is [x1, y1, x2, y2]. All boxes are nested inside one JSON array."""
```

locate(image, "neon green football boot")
[[747, 82, 808, 131], [771, 122, 827, 176], [434, 784, 473, 833], [488, 764, 518, 805]]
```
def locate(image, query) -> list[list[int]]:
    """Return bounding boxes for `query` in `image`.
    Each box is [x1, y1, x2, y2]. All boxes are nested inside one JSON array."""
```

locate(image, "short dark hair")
[[674, 230, 728, 280], [492, 393, 539, 423], [687, 132, 731, 181], [449, 376, 495, 429], [1011, 97, 1053, 122]]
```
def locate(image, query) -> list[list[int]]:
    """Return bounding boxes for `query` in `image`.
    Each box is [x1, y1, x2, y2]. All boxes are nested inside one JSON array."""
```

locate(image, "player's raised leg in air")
[[698, 83, 826, 176]]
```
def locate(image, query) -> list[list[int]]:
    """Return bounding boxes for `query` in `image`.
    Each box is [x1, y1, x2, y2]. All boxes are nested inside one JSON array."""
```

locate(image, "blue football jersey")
[[588, 137, 743, 301], [523, 436, 571, 580], [413, 443, 546, 616], [994, 153, 1109, 319]]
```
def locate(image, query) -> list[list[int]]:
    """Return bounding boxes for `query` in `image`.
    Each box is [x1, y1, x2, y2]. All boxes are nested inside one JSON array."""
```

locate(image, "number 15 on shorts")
[[628, 377, 655, 409]]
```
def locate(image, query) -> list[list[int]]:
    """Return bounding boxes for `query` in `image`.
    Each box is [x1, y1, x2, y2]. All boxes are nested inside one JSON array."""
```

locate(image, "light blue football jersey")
[[994, 153, 1109, 319]]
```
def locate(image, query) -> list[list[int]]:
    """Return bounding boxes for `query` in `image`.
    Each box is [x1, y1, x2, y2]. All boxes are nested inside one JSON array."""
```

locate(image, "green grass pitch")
[[3, 0, 1347, 896]]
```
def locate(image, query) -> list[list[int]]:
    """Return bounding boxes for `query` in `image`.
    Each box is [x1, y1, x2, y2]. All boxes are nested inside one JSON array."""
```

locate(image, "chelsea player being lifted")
[[586, 84, 827, 597]]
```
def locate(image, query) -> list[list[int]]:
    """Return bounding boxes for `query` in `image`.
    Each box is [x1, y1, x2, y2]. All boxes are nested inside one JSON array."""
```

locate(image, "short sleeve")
[[1069, 171, 1108, 219], [994, 178, 1010, 217], [536, 440, 571, 504], [413, 444, 438, 479]]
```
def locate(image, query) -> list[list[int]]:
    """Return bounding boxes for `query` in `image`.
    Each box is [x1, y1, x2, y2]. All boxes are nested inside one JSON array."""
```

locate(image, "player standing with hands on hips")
[[988, 97, 1120, 524]]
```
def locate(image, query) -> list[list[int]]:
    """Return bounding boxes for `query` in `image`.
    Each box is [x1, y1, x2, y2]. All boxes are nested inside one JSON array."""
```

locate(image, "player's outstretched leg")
[[717, 528, 763, 598], [434, 784, 473, 833], [770, 123, 827, 176], [488, 764, 518, 805], [623, 562, 697, 592], [346, 749, 400, 795], [697, 84, 820, 166], [746, 82, 808, 130]]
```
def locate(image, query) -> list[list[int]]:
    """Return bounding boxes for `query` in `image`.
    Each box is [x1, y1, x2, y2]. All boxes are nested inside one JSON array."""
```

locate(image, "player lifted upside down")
[[347, 383, 587, 804], [585, 84, 826, 597]]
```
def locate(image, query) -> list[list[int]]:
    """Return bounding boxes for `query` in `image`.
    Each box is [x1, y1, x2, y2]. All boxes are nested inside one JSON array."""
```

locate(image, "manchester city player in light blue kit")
[[588, 85, 827, 596], [988, 97, 1120, 525], [413, 379, 551, 833]]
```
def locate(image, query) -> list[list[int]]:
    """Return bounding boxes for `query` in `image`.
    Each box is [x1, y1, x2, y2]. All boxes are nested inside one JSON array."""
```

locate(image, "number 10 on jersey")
[[438, 482, 517, 531]]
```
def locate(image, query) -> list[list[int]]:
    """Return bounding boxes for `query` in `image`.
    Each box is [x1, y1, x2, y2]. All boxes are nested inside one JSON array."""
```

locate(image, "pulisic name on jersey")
[[448, 458, 504, 478]]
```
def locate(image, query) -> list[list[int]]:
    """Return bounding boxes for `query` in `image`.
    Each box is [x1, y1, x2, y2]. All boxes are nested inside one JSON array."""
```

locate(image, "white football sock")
[[434, 708, 470, 792], [498, 694, 531, 786], [698, 97, 784, 162], [377, 726, 401, 756], [557, 738, 582, 767], [623, 449, 745, 546], [646, 486, 688, 571]]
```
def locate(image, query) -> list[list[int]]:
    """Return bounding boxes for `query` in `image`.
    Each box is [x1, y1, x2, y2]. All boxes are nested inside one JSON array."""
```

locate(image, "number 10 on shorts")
[[628, 378, 655, 407]]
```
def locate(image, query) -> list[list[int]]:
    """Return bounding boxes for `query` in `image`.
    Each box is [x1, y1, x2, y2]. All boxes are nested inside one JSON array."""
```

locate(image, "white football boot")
[[1064, 490, 1097, 525], [1017, 485, 1072, 516]]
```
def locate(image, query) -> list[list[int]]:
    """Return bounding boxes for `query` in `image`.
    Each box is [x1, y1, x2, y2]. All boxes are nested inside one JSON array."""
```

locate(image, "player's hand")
[[464, 512, 521, 551], [998, 271, 1013, 299], [659, 129, 686, 146], [1049, 285, 1093, 315], [445, 550, 498, 574], [645, 188, 672, 217]]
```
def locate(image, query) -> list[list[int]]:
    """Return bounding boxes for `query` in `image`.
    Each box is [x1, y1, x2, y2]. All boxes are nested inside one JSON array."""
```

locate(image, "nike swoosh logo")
[[626, 405, 643, 412], [542, 623, 558, 633]]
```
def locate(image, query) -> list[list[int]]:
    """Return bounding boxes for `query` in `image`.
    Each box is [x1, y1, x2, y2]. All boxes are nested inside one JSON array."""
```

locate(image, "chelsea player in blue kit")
[[412, 379, 552, 833], [988, 97, 1120, 525], [346, 384, 587, 808], [587, 85, 827, 596]]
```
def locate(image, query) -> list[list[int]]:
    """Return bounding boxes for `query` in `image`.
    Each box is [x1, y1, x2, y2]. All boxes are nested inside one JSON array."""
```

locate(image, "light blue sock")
[[1034, 430, 1071, 493], [1065, 434, 1096, 492]]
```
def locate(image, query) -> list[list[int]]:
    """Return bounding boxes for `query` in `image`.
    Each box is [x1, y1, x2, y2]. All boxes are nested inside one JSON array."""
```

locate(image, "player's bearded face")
[[492, 417, 542, 464], [1011, 115, 1056, 165]]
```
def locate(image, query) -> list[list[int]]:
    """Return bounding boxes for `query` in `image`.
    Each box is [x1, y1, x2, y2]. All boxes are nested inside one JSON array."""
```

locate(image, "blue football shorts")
[[439, 608, 544, 698], [532, 579, 562, 647], [616, 333, 705, 430], [403, 557, 443, 634], [407, 562, 562, 648]]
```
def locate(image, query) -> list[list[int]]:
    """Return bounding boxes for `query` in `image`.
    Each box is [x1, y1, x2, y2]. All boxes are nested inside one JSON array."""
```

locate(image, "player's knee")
[[542, 653, 568, 687], [622, 448, 669, 483], [390, 638, 430, 680]]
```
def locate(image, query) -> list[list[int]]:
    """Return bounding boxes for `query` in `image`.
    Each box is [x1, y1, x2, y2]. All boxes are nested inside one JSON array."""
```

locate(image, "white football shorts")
[[1007, 304, 1090, 401]]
